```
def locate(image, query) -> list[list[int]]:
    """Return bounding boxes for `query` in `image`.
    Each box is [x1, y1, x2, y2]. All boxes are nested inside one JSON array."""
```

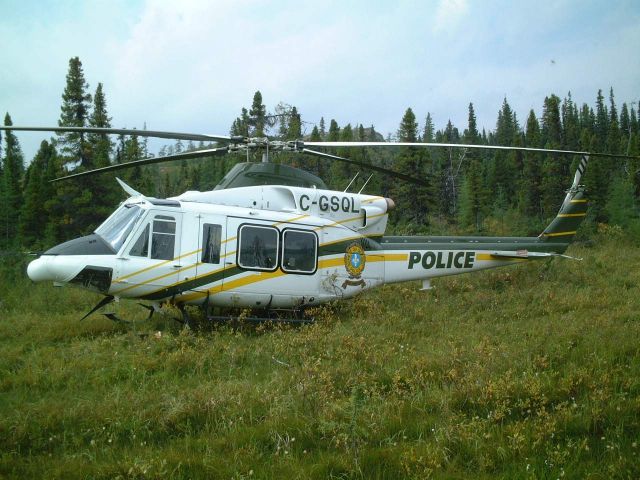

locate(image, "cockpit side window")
[[129, 224, 150, 257], [151, 215, 176, 260]]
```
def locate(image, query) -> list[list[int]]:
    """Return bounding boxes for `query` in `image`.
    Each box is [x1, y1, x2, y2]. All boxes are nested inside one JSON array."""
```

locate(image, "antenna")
[[358, 174, 374, 194], [343, 172, 360, 192]]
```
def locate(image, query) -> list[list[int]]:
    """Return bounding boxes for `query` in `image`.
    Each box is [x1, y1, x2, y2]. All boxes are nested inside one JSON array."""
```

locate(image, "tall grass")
[[0, 235, 638, 479]]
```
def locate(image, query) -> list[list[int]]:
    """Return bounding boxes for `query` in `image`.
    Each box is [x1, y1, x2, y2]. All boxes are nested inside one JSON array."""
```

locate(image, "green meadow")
[[1, 233, 639, 479]]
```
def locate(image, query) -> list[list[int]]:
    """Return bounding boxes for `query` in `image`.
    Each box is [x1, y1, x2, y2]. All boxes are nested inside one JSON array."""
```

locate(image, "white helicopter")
[[2, 126, 635, 325]]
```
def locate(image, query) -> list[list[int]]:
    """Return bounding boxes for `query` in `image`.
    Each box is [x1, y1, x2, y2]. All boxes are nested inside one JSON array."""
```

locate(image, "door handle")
[[172, 264, 182, 269]]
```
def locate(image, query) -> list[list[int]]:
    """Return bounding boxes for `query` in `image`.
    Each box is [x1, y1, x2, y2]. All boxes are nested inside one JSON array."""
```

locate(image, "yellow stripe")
[[177, 252, 408, 303], [570, 199, 588, 203], [179, 269, 286, 303], [318, 233, 381, 248], [116, 210, 385, 296], [558, 213, 586, 218], [115, 248, 201, 282], [114, 249, 238, 293], [313, 212, 386, 231], [379, 253, 408, 262], [272, 214, 310, 227], [114, 208, 380, 283], [317, 257, 343, 269], [361, 196, 383, 204], [477, 253, 526, 262], [113, 263, 199, 294], [542, 231, 576, 237]]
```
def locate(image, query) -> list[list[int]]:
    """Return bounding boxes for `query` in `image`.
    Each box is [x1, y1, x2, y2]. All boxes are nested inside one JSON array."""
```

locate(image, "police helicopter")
[[2, 125, 637, 326]]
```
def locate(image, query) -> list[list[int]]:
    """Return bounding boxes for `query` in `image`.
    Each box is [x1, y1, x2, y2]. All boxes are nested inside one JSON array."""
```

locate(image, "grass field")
[[1, 234, 639, 479]]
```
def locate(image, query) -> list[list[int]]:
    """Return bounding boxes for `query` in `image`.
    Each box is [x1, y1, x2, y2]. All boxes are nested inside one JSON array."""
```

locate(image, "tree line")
[[1, 56, 639, 253]]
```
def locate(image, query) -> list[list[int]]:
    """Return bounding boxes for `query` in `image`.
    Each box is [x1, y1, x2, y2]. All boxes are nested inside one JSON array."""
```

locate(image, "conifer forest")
[[2, 56, 639, 255]]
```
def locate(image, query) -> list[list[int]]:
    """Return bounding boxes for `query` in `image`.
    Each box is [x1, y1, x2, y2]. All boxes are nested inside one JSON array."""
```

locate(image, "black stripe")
[[139, 266, 241, 301]]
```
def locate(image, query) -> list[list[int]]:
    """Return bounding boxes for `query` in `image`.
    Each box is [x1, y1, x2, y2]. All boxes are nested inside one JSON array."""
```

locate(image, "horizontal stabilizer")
[[489, 250, 582, 261]]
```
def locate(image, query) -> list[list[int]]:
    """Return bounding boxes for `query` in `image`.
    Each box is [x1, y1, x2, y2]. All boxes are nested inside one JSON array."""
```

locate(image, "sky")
[[1, 0, 639, 161]]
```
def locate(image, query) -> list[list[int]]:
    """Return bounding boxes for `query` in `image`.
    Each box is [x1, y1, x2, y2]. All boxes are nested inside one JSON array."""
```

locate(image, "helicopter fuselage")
[[27, 183, 578, 311]]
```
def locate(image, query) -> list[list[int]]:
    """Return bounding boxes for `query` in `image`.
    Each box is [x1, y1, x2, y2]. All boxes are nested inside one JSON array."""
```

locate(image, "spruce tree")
[[521, 109, 543, 218], [58, 57, 92, 164], [88, 83, 120, 217], [286, 106, 302, 140], [607, 88, 621, 155], [423, 113, 434, 143], [489, 98, 519, 203], [309, 125, 323, 178], [323, 119, 342, 187], [20, 141, 56, 248], [459, 103, 487, 230], [540, 95, 567, 217], [594, 89, 609, 150], [392, 108, 432, 227], [620, 103, 631, 138], [327, 123, 352, 188], [1, 113, 25, 249], [310, 126, 320, 141], [249, 91, 266, 137], [328, 119, 340, 141], [54, 57, 103, 240], [561, 92, 580, 149], [630, 106, 639, 136]]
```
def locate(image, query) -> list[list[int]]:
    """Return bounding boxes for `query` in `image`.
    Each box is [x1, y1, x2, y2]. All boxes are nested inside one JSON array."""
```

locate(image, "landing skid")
[[80, 296, 159, 325], [198, 303, 315, 326], [80, 296, 315, 329], [206, 314, 315, 325]]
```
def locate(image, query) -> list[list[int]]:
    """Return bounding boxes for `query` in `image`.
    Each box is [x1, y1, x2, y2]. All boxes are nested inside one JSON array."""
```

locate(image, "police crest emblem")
[[343, 242, 366, 288]]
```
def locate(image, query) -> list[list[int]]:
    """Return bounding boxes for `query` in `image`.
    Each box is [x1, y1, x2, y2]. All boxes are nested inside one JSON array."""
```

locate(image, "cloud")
[[2, 0, 639, 161], [433, 0, 469, 34]]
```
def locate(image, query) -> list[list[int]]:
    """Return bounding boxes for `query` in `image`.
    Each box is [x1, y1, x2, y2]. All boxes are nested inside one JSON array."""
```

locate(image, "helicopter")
[[2, 125, 636, 326]]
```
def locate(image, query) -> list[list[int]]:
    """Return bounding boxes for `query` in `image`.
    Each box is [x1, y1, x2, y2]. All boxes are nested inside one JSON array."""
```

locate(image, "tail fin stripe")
[[541, 231, 577, 237]]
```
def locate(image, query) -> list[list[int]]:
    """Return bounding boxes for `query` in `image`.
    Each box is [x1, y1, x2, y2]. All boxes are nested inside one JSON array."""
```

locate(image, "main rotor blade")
[[301, 148, 428, 186], [0, 126, 232, 143], [304, 141, 640, 160], [52, 147, 229, 182]]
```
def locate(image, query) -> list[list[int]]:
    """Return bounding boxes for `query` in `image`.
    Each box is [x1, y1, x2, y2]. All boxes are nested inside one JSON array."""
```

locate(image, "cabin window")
[[238, 225, 278, 271], [129, 224, 150, 257], [201, 223, 222, 264], [282, 229, 317, 274], [151, 215, 176, 260]]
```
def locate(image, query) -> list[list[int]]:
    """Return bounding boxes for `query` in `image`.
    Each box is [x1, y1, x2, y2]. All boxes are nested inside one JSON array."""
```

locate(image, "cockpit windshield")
[[95, 204, 145, 252]]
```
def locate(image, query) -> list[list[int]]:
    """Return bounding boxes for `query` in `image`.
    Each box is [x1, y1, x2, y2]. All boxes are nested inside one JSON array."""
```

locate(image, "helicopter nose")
[[26, 256, 84, 283], [27, 256, 55, 282]]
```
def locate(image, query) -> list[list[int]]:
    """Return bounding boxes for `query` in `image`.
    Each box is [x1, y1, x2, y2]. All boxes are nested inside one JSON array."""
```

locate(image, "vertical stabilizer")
[[539, 156, 589, 245]]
